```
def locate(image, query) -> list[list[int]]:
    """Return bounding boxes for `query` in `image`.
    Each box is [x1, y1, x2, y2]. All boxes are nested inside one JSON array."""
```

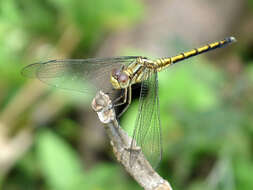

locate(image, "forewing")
[[130, 70, 162, 168], [22, 56, 139, 93]]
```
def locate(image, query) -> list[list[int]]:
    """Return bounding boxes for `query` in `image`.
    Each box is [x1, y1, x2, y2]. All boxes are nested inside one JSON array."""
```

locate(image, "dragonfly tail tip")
[[227, 36, 237, 43]]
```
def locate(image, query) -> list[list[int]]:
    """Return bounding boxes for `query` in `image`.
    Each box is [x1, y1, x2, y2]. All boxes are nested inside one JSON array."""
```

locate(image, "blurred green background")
[[0, 0, 252, 189]]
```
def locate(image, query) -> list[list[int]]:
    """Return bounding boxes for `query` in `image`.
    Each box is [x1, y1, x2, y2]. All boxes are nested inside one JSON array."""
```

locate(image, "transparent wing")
[[130, 70, 162, 168], [22, 56, 139, 93]]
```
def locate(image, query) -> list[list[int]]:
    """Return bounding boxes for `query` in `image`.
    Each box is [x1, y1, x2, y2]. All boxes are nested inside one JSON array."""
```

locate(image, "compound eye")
[[119, 73, 129, 83], [112, 68, 121, 78]]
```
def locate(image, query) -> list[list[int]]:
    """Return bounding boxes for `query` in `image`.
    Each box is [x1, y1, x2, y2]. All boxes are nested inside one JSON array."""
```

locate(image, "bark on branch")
[[91, 91, 173, 190]]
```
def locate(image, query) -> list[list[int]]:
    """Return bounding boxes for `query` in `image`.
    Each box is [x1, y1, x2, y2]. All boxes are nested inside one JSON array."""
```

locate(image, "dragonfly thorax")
[[110, 68, 130, 89]]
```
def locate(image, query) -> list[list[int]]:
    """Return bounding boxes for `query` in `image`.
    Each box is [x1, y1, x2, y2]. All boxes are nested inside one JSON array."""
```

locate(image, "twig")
[[0, 127, 33, 177], [91, 91, 173, 190]]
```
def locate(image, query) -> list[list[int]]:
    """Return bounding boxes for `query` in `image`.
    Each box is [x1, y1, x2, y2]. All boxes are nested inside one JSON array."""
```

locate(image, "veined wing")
[[22, 56, 139, 93], [130, 69, 162, 168]]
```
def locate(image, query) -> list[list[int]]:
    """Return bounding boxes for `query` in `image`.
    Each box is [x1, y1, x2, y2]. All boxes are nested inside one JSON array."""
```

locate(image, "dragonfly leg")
[[113, 88, 128, 107], [112, 90, 125, 105], [117, 86, 132, 118]]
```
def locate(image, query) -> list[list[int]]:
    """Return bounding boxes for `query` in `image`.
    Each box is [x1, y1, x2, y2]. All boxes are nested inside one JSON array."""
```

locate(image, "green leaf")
[[159, 59, 221, 112], [36, 129, 86, 190], [248, 0, 253, 10], [247, 62, 253, 81], [234, 158, 253, 190], [121, 101, 139, 136]]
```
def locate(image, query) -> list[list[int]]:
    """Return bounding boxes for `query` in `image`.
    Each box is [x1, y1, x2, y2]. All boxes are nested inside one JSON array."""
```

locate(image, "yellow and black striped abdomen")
[[155, 36, 236, 71]]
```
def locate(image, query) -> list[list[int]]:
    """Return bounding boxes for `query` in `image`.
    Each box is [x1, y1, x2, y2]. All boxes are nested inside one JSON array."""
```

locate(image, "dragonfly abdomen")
[[154, 37, 236, 72]]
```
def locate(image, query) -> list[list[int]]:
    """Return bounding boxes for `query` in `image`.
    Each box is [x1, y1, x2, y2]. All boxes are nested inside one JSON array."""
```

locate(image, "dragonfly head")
[[111, 68, 130, 89]]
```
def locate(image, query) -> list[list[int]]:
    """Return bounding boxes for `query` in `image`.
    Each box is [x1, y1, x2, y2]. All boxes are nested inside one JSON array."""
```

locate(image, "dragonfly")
[[22, 36, 236, 168]]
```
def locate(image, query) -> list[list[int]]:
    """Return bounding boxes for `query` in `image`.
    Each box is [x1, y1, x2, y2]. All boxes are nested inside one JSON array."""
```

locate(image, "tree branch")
[[91, 91, 173, 190]]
